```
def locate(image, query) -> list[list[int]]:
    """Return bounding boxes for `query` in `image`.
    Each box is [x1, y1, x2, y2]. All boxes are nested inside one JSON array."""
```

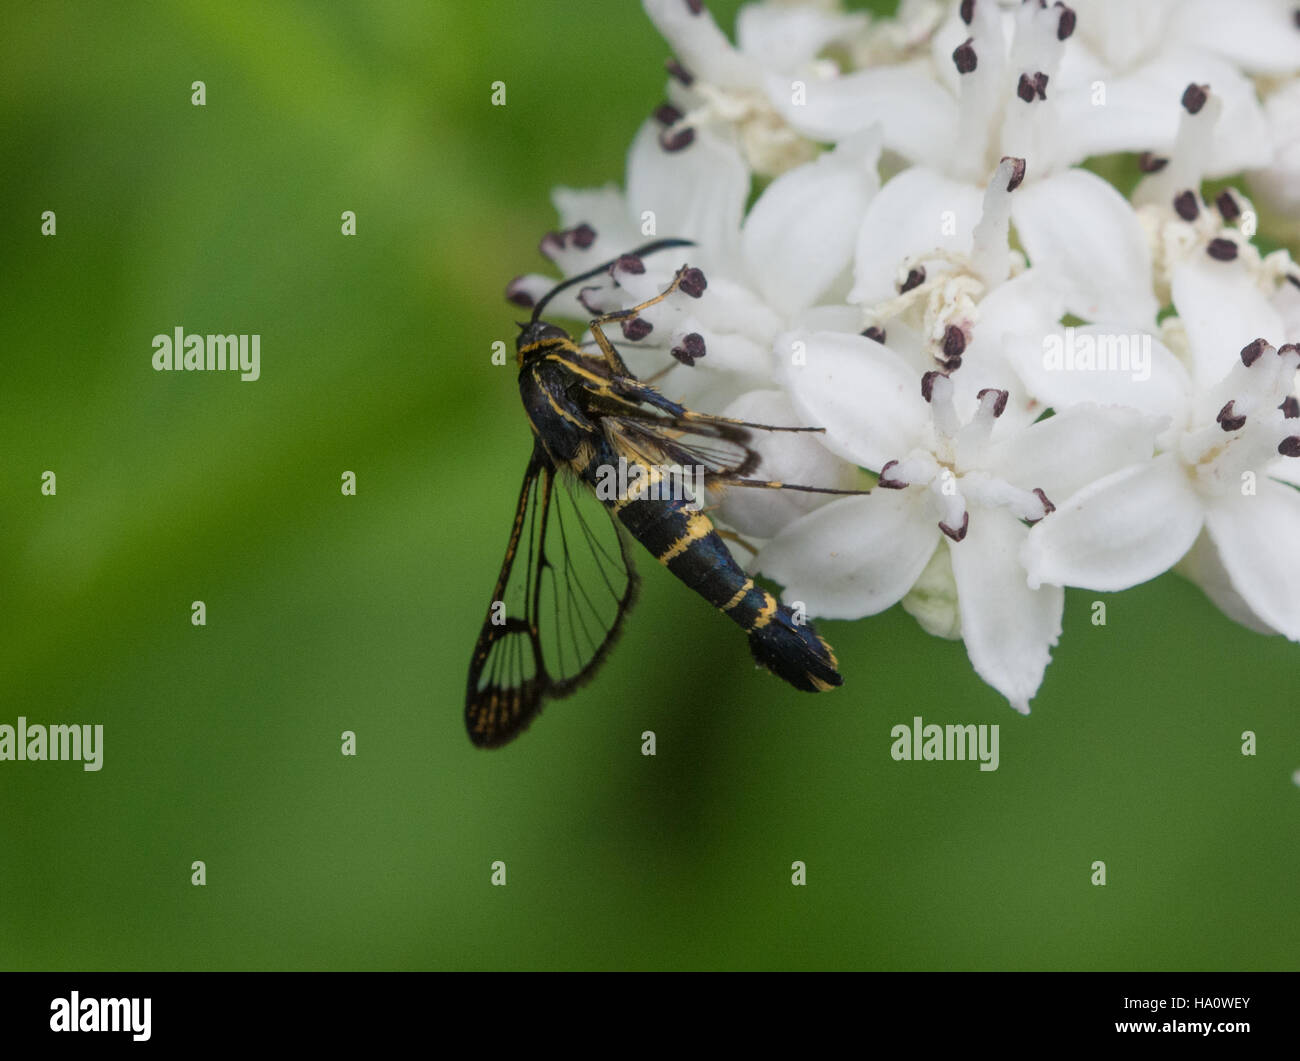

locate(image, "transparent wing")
[[603, 413, 758, 482], [466, 447, 638, 748]]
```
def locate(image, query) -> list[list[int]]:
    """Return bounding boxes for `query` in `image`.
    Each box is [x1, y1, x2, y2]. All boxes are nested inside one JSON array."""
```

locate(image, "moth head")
[[515, 320, 571, 364]]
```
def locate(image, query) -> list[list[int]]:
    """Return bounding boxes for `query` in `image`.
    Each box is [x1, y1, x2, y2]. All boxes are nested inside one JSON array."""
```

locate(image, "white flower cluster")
[[509, 0, 1300, 712]]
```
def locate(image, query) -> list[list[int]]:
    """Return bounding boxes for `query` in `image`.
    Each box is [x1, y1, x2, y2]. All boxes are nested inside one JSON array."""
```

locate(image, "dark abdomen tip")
[[747, 611, 842, 692]]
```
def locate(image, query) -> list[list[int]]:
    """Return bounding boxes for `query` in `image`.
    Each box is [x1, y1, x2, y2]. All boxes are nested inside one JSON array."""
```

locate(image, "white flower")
[[1023, 262, 1300, 640], [642, 0, 869, 176], [508, 117, 882, 414], [756, 334, 1159, 711], [765, 0, 1090, 178], [1058, 0, 1284, 172], [1129, 80, 1299, 306], [776, 2, 1163, 335], [1249, 79, 1300, 240], [710, 389, 866, 540], [1070, 0, 1300, 77], [851, 154, 1155, 383]]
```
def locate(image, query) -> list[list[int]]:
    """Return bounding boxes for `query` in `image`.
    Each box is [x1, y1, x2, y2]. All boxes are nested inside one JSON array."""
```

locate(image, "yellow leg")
[[589, 265, 692, 377]]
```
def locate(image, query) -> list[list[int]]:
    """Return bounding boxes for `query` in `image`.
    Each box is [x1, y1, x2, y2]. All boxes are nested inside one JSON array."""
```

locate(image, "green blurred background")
[[1, 0, 1296, 970]]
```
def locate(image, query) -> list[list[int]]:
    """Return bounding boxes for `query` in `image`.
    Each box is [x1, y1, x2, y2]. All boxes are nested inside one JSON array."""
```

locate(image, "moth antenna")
[[528, 238, 695, 324]]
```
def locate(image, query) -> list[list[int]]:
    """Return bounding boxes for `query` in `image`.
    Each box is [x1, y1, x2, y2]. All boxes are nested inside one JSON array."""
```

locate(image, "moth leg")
[[707, 475, 868, 497], [588, 264, 695, 377]]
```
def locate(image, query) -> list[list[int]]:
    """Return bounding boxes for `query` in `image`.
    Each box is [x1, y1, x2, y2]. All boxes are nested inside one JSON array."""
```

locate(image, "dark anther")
[[569, 223, 596, 249], [1173, 190, 1199, 222], [614, 254, 645, 276], [900, 266, 926, 293], [878, 460, 908, 489], [1017, 73, 1036, 102], [654, 103, 683, 126], [672, 332, 706, 366], [538, 231, 565, 258], [621, 317, 653, 341], [577, 286, 604, 315], [678, 266, 707, 298], [953, 38, 978, 74], [1215, 190, 1240, 222], [659, 127, 696, 152], [666, 58, 694, 86], [1033, 72, 1049, 99], [1240, 338, 1269, 366], [1216, 401, 1246, 432], [1055, 3, 1076, 39], [942, 325, 967, 360], [1280, 396, 1299, 419], [861, 326, 887, 344], [1279, 436, 1300, 457], [1031, 488, 1056, 520], [684, 0, 704, 14], [1002, 156, 1027, 191], [1206, 238, 1238, 261], [977, 388, 1009, 418], [505, 278, 535, 308], [940, 512, 970, 542], [960, 0, 975, 25], [1138, 152, 1169, 173], [1281, 343, 1300, 358], [1182, 83, 1209, 114], [921, 370, 948, 403]]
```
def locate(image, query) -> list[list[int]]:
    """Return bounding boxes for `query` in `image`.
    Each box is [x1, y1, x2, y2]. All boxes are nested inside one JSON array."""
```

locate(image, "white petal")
[[1204, 479, 1300, 641], [1021, 454, 1204, 591], [642, 0, 757, 89], [1002, 324, 1191, 425], [1273, 267, 1300, 341], [713, 390, 866, 540], [1178, 0, 1300, 76], [902, 543, 961, 640], [551, 184, 639, 265], [669, 324, 772, 376], [1249, 81, 1300, 221], [735, 3, 866, 70], [959, 270, 1067, 431], [975, 270, 1067, 341], [1012, 169, 1158, 329], [626, 119, 749, 274], [684, 275, 785, 339], [1071, 0, 1176, 73], [762, 63, 957, 167], [1056, 49, 1271, 174], [777, 331, 928, 470], [1171, 260, 1287, 391], [849, 167, 984, 307], [950, 507, 1063, 715], [1175, 528, 1278, 635], [790, 304, 861, 335], [984, 404, 1162, 503], [756, 491, 940, 618], [741, 132, 881, 317]]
